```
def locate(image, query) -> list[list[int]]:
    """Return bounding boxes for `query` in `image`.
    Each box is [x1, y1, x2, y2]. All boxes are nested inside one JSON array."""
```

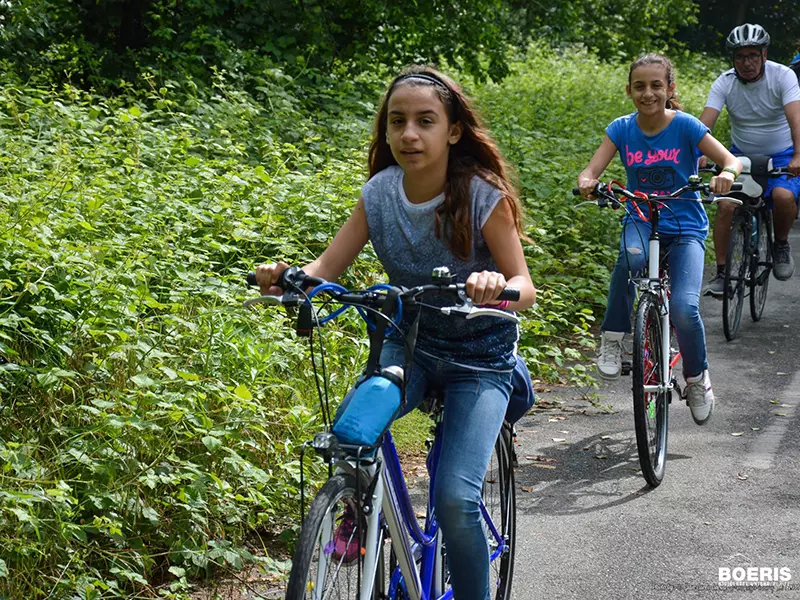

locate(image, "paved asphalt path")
[[512, 223, 800, 599]]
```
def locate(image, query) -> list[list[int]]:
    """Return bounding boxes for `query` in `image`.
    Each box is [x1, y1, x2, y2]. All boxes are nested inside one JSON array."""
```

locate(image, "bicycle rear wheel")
[[723, 213, 748, 341], [482, 421, 516, 600], [286, 473, 378, 600], [749, 208, 773, 322], [632, 293, 669, 488]]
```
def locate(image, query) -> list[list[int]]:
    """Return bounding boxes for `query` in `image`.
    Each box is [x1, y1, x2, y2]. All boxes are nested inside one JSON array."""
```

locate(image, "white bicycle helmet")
[[726, 23, 770, 50]]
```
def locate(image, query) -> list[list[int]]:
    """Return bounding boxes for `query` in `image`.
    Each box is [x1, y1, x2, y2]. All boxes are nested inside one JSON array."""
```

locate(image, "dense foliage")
[[0, 42, 730, 597], [2, 0, 775, 91]]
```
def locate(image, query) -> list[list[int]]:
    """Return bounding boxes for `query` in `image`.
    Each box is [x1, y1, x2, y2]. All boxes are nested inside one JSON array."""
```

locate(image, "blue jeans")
[[336, 341, 512, 600], [601, 219, 709, 378]]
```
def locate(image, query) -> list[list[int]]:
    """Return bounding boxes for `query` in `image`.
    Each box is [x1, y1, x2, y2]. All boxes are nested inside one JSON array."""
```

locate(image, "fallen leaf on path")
[[531, 464, 556, 470], [600, 435, 612, 440], [770, 400, 779, 404], [776, 412, 788, 417], [525, 455, 557, 463], [594, 455, 608, 460], [731, 432, 744, 437], [558, 430, 569, 434], [768, 351, 776, 355], [776, 372, 789, 376], [548, 416, 566, 422], [737, 473, 749, 481], [751, 427, 761, 431], [520, 486, 533, 493], [552, 438, 567, 443], [779, 403, 793, 408], [704, 522, 712, 526]]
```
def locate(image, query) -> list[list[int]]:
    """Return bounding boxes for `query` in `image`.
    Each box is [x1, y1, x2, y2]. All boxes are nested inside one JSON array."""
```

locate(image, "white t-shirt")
[[705, 60, 800, 155]]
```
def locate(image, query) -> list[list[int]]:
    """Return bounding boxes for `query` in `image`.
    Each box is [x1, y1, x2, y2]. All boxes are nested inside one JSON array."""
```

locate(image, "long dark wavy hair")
[[368, 65, 525, 261], [628, 53, 684, 111]]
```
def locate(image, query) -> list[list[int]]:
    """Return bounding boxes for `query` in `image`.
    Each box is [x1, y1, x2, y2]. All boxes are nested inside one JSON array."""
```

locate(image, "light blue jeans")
[[601, 219, 709, 378], [337, 340, 512, 600]]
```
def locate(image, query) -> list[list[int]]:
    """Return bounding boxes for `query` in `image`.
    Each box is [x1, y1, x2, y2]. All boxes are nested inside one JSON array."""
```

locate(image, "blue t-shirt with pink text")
[[606, 111, 710, 237]]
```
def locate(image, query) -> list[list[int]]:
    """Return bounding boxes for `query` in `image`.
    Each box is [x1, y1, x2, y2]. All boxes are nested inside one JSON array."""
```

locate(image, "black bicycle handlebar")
[[246, 269, 521, 302]]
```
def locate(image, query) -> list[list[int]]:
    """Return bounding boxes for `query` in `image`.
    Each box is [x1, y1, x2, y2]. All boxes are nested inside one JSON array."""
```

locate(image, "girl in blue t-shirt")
[[577, 53, 742, 426], [256, 66, 535, 600]]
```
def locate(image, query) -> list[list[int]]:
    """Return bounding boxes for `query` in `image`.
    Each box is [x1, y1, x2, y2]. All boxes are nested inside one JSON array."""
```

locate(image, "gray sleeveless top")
[[362, 166, 518, 371]]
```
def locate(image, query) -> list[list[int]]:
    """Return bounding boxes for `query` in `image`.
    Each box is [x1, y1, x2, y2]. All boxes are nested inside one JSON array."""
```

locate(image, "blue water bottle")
[[332, 366, 404, 447]]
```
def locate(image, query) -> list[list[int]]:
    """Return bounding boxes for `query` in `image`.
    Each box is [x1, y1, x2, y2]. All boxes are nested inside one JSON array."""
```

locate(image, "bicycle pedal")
[[620, 360, 632, 376]]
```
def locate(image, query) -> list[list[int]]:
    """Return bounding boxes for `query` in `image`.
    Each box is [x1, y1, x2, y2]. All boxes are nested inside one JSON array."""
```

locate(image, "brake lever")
[[243, 291, 303, 308], [440, 299, 521, 324], [712, 195, 743, 206]]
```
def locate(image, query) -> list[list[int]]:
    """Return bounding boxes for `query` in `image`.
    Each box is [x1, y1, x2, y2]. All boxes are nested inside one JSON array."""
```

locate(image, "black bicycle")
[[717, 156, 796, 341]]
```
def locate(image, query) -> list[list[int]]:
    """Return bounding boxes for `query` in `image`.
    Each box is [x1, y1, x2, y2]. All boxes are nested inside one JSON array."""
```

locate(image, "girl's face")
[[626, 64, 675, 117], [385, 84, 462, 177]]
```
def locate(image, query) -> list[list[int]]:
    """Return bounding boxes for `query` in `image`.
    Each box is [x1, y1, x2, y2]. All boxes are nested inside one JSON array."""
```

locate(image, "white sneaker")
[[684, 370, 715, 425], [596, 331, 624, 380]]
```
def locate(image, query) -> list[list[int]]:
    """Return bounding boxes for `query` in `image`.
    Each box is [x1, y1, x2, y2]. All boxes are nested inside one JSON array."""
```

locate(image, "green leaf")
[[130, 373, 158, 387], [0, 558, 6, 578], [202, 436, 222, 451], [169, 566, 186, 578], [233, 383, 253, 400]]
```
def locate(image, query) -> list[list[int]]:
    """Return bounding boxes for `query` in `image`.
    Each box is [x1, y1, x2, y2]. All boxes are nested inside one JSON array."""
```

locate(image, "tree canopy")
[[2, 0, 798, 91]]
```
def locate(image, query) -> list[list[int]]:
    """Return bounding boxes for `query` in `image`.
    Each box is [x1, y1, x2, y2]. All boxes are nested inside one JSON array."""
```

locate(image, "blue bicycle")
[[245, 267, 519, 600]]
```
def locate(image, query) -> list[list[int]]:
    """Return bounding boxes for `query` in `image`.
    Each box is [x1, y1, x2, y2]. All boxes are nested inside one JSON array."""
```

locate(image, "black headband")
[[393, 73, 449, 90]]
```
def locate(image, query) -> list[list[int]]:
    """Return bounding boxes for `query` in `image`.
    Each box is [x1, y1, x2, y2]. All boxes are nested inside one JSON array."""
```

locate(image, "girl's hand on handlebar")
[[255, 262, 291, 296], [577, 176, 600, 199], [466, 270, 507, 305], [709, 172, 735, 195]]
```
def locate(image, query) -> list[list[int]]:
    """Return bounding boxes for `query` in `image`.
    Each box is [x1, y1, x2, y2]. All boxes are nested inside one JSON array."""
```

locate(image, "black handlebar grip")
[[731, 182, 743, 191], [277, 266, 304, 290], [246, 266, 304, 289], [572, 188, 581, 196], [497, 287, 520, 302]]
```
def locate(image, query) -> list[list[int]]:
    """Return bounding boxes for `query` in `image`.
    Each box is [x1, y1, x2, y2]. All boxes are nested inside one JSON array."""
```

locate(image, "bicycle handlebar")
[[572, 179, 743, 209], [244, 268, 521, 324], [704, 161, 797, 178]]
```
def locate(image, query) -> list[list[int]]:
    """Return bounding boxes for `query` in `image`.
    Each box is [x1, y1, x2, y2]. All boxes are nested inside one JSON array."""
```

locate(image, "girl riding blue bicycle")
[[256, 65, 535, 600]]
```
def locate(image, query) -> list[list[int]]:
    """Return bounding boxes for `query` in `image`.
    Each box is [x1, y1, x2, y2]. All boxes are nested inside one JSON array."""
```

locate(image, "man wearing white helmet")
[[701, 23, 800, 295]]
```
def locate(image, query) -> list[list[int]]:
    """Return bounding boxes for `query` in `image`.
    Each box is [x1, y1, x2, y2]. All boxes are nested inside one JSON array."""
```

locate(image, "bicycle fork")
[[645, 237, 675, 395]]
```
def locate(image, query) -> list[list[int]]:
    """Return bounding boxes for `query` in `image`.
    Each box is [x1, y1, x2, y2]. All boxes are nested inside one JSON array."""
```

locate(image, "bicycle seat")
[[736, 155, 773, 198]]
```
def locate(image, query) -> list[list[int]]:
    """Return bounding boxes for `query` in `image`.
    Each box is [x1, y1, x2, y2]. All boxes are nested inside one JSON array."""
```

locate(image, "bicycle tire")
[[723, 212, 748, 341], [483, 422, 516, 600], [632, 293, 669, 488], [286, 473, 378, 600], [749, 208, 773, 322]]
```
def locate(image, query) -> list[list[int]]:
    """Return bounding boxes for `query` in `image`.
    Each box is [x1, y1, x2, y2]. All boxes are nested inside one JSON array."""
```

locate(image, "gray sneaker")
[[596, 331, 624, 380], [684, 370, 714, 425], [703, 273, 725, 297], [773, 241, 795, 281]]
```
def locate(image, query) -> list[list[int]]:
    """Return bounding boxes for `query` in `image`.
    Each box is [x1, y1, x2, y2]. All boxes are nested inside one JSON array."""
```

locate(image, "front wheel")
[[749, 208, 773, 322], [723, 212, 748, 341], [286, 473, 377, 600], [632, 293, 669, 488]]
